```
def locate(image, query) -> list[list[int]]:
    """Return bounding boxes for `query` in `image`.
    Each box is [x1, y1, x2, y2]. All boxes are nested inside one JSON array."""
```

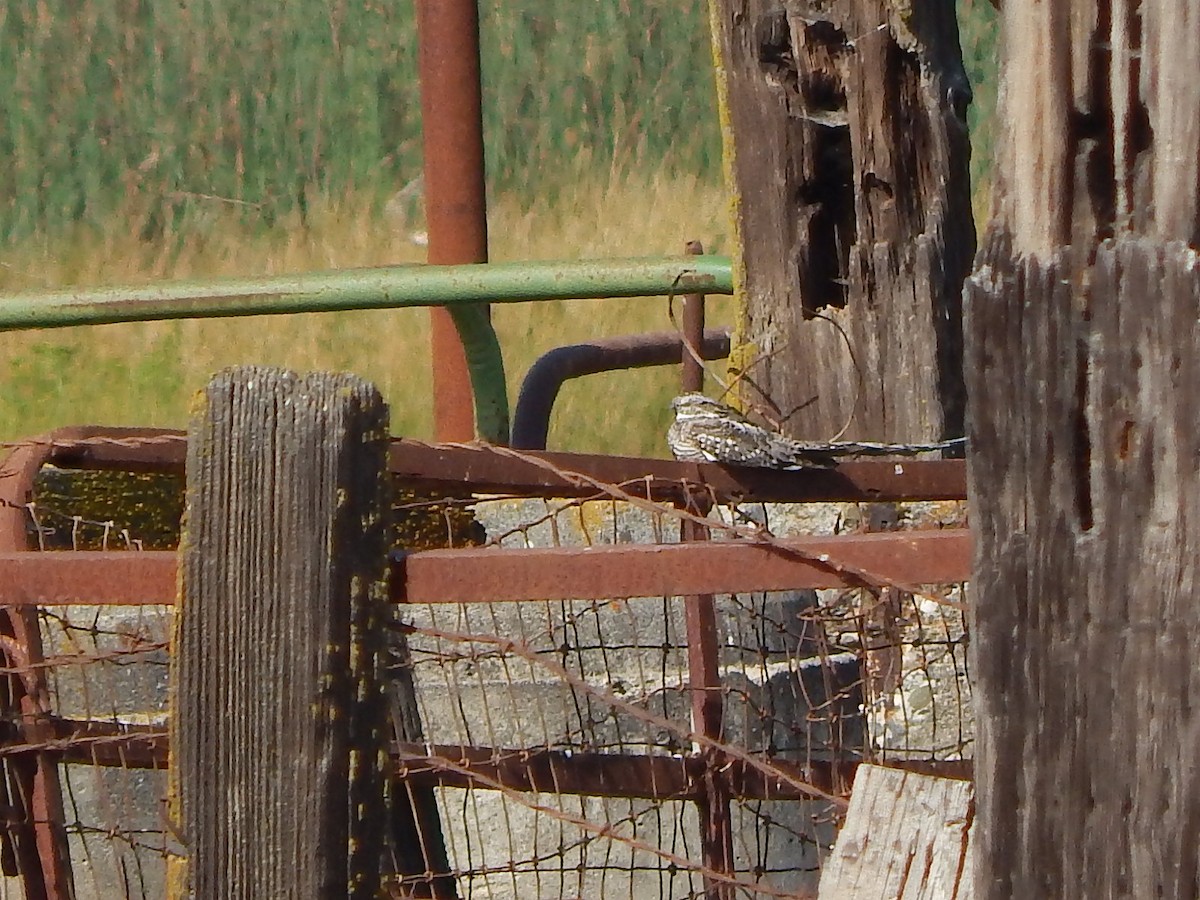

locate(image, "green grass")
[[957, 0, 1001, 221], [0, 0, 718, 244], [0, 1, 999, 456], [0, 171, 736, 456]]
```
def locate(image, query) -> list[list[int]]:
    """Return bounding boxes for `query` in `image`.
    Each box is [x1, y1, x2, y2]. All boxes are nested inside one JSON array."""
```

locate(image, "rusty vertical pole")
[[681, 240, 706, 394], [416, 0, 489, 442], [0, 441, 75, 900], [681, 507, 734, 895], [678, 257, 734, 894]]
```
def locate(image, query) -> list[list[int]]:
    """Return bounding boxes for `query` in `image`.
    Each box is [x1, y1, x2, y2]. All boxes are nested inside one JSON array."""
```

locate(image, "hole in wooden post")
[[794, 123, 854, 314], [756, 7, 800, 103], [1074, 340, 1095, 531]]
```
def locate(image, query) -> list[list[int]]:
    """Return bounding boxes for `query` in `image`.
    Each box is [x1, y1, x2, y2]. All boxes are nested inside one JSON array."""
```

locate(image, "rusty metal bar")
[[393, 744, 973, 800], [24, 430, 967, 504], [49, 720, 167, 770], [429, 310, 478, 442], [41, 432, 970, 502], [676, 307, 732, 895], [417, 0, 489, 442], [680, 503, 735, 898], [0, 529, 972, 607], [34, 719, 975, 797], [681, 240, 707, 394], [390, 440, 968, 502], [0, 553, 176, 606], [0, 439, 78, 898], [396, 530, 971, 603], [510, 328, 731, 450], [32, 428, 186, 473]]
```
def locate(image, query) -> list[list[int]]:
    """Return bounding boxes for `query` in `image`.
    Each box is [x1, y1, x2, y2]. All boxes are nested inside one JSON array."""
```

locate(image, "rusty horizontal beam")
[[402, 746, 970, 801], [396, 530, 971, 603], [13, 427, 188, 474], [395, 743, 878, 801], [17, 430, 968, 505], [397, 743, 705, 799], [25, 721, 973, 799], [50, 720, 167, 770], [0, 530, 971, 607], [390, 440, 968, 503], [0, 552, 176, 605]]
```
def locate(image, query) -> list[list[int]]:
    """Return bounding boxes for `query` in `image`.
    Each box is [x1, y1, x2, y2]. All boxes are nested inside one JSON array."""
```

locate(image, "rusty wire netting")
[[392, 491, 972, 899], [1, 456, 970, 899], [10, 468, 182, 900]]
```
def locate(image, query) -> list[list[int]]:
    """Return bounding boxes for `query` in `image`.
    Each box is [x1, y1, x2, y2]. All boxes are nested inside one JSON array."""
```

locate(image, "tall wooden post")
[[966, 3, 1200, 896], [709, 0, 974, 442], [170, 368, 392, 898]]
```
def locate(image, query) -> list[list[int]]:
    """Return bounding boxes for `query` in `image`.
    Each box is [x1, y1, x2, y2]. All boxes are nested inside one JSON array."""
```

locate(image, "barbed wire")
[[0, 441, 970, 897]]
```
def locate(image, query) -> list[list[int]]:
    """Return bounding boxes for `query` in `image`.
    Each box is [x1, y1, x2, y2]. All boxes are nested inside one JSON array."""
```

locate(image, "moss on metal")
[[33, 469, 186, 550], [31, 468, 486, 552]]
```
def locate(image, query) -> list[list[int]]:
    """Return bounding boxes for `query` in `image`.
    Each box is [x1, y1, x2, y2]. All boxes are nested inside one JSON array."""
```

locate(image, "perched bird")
[[667, 393, 965, 469]]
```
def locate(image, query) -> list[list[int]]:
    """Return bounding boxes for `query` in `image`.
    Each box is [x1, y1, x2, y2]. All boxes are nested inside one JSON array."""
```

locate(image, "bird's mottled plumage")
[[667, 393, 965, 469]]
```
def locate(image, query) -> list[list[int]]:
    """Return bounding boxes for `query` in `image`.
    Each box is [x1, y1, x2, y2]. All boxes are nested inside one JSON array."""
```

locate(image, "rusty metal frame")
[[0, 530, 971, 607], [39, 721, 973, 795], [0, 431, 106, 899], [389, 440, 967, 503], [680, 240, 708, 394], [0, 428, 970, 897], [394, 530, 970, 602], [5, 428, 967, 502]]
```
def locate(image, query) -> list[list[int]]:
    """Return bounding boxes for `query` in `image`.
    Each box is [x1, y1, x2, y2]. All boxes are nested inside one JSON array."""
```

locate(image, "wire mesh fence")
[[3, 468, 180, 899], [0, 448, 970, 898], [392, 492, 971, 898]]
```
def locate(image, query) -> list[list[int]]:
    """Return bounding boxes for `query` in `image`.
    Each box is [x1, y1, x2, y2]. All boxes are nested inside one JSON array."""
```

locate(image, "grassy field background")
[[0, 0, 998, 456]]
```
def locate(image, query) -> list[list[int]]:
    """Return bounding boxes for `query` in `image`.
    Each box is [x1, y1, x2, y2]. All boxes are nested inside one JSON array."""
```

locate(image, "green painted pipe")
[[446, 304, 509, 444], [0, 256, 732, 329], [0, 255, 732, 444]]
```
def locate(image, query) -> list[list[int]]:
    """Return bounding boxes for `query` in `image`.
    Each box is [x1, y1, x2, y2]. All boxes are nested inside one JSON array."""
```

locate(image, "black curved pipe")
[[511, 328, 732, 450]]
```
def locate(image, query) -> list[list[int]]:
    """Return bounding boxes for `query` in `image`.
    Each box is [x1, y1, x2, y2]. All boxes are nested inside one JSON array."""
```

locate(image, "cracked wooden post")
[[169, 367, 392, 899], [709, 0, 974, 442], [966, 1, 1200, 896]]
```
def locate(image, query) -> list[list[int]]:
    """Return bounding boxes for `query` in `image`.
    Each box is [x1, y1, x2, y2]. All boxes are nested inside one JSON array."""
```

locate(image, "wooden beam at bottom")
[[817, 765, 975, 897]]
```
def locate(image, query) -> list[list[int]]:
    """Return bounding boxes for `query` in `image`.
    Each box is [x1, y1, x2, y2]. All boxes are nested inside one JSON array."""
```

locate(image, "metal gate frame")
[[0, 429, 971, 898]]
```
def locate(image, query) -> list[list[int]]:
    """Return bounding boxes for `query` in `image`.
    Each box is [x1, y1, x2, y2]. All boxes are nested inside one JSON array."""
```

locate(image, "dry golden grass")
[[0, 170, 734, 457]]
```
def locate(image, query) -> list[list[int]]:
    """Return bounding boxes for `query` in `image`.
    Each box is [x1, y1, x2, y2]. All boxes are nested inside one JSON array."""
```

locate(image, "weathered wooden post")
[[966, 2, 1200, 896], [709, 0, 975, 442], [708, 4, 975, 889], [169, 368, 392, 898]]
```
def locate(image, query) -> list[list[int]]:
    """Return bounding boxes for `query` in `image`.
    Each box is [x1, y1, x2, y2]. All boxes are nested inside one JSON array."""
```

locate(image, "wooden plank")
[[170, 368, 393, 899], [818, 765, 973, 899], [708, 0, 973, 444]]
